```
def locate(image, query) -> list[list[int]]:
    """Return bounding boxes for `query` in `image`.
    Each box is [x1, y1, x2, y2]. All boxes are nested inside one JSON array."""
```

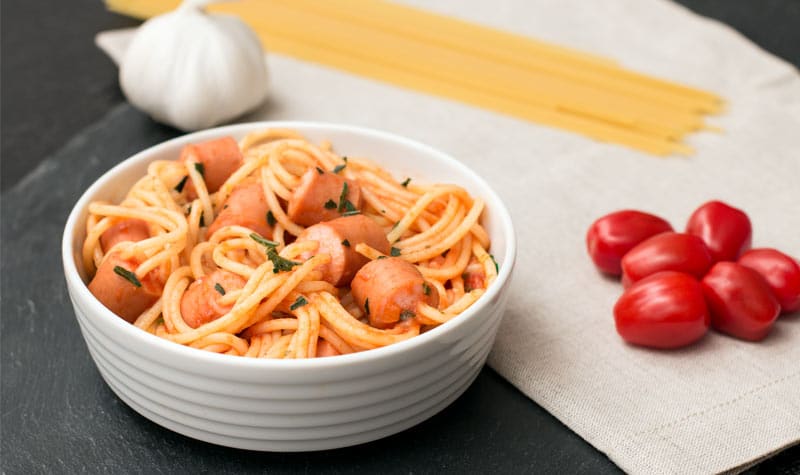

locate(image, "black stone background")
[[2, 1, 799, 473]]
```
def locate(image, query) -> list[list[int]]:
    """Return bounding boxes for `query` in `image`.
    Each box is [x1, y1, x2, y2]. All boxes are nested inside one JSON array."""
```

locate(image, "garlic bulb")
[[119, 0, 269, 131]]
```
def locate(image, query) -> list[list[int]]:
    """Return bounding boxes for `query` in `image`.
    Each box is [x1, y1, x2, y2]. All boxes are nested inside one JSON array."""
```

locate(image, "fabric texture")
[[96, 0, 800, 473]]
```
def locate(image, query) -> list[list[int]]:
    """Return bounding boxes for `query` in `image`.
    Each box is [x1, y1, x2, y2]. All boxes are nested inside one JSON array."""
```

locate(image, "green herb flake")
[[337, 182, 349, 211], [490, 254, 499, 273], [174, 175, 188, 192], [344, 200, 357, 212], [315, 166, 325, 174], [364, 298, 370, 315], [377, 255, 388, 260], [214, 283, 226, 295], [400, 177, 411, 187], [199, 211, 205, 227], [422, 282, 431, 296], [290, 295, 308, 311], [194, 162, 205, 177], [390, 247, 401, 257], [341, 209, 361, 217], [113, 266, 142, 288], [267, 247, 300, 273], [324, 199, 337, 210], [250, 233, 279, 248], [266, 210, 277, 227], [399, 309, 416, 321], [341, 239, 351, 247], [332, 163, 346, 174]]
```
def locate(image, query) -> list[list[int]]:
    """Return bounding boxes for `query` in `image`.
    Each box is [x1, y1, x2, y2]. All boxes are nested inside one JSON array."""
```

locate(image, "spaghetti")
[[105, 0, 723, 156], [83, 129, 496, 358]]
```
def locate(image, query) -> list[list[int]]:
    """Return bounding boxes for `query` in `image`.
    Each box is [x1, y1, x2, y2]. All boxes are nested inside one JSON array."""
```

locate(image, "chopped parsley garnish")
[[364, 298, 370, 315], [490, 254, 499, 273], [266, 210, 276, 227], [250, 232, 279, 248], [324, 199, 337, 210], [290, 295, 308, 310], [400, 177, 411, 187], [390, 247, 401, 257], [422, 282, 431, 296], [315, 166, 324, 174], [337, 182, 349, 211], [214, 283, 226, 295], [268, 247, 299, 273], [341, 239, 351, 247], [341, 209, 361, 217], [399, 309, 416, 321], [199, 211, 205, 227], [377, 255, 388, 260], [248, 239, 301, 273], [332, 163, 346, 174], [194, 162, 205, 177], [174, 175, 188, 192], [113, 266, 141, 288]]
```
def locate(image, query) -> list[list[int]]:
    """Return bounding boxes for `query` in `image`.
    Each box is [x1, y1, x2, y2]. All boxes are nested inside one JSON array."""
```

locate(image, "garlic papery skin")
[[119, 0, 269, 131]]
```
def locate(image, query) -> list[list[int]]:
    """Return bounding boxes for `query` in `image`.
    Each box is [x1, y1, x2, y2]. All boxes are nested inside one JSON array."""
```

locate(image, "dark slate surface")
[[2, 0, 799, 474]]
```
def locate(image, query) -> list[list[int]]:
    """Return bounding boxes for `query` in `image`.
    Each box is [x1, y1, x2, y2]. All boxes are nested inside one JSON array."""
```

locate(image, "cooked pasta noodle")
[[83, 129, 496, 358]]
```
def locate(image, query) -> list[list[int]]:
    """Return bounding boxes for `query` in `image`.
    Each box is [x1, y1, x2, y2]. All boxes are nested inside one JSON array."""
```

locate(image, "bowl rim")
[[62, 120, 517, 371]]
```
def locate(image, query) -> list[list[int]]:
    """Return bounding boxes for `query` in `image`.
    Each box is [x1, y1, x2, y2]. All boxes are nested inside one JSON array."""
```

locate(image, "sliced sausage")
[[287, 169, 363, 226], [315, 339, 341, 358], [179, 136, 243, 198], [462, 261, 486, 292], [207, 182, 272, 238], [88, 251, 165, 323], [296, 215, 390, 286], [180, 269, 247, 329], [351, 257, 439, 329], [99, 218, 150, 252]]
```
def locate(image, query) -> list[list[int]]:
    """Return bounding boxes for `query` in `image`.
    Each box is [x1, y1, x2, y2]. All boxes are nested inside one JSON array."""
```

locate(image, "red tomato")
[[621, 232, 713, 288], [685, 200, 752, 263], [586, 210, 673, 276], [738, 248, 800, 314], [701, 262, 780, 341], [613, 271, 710, 349]]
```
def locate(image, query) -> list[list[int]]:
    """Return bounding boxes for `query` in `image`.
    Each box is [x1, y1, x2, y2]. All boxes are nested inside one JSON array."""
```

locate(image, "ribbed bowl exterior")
[[63, 122, 516, 451]]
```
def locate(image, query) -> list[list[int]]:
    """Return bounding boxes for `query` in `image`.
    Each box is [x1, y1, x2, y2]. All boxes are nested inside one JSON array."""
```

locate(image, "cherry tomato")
[[685, 200, 751, 263], [701, 262, 780, 341], [738, 248, 800, 314], [613, 271, 709, 349], [586, 210, 673, 276], [621, 232, 712, 288]]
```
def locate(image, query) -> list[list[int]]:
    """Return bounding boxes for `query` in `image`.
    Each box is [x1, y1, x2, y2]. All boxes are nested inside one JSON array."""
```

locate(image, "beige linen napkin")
[[97, 0, 800, 473]]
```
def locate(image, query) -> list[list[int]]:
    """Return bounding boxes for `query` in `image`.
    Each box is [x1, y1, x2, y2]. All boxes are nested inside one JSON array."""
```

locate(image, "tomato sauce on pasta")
[[83, 128, 496, 358]]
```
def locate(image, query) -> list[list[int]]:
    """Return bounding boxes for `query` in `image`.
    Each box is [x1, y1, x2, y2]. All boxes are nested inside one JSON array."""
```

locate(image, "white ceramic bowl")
[[62, 121, 516, 451]]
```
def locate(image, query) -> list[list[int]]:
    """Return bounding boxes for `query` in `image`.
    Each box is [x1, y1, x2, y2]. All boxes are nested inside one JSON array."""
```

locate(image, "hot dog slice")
[[351, 257, 439, 329], [99, 219, 150, 252], [88, 251, 164, 323], [296, 215, 390, 286], [316, 339, 341, 358], [207, 182, 272, 238], [180, 269, 247, 329], [179, 136, 243, 198], [462, 261, 486, 292], [287, 169, 363, 226]]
